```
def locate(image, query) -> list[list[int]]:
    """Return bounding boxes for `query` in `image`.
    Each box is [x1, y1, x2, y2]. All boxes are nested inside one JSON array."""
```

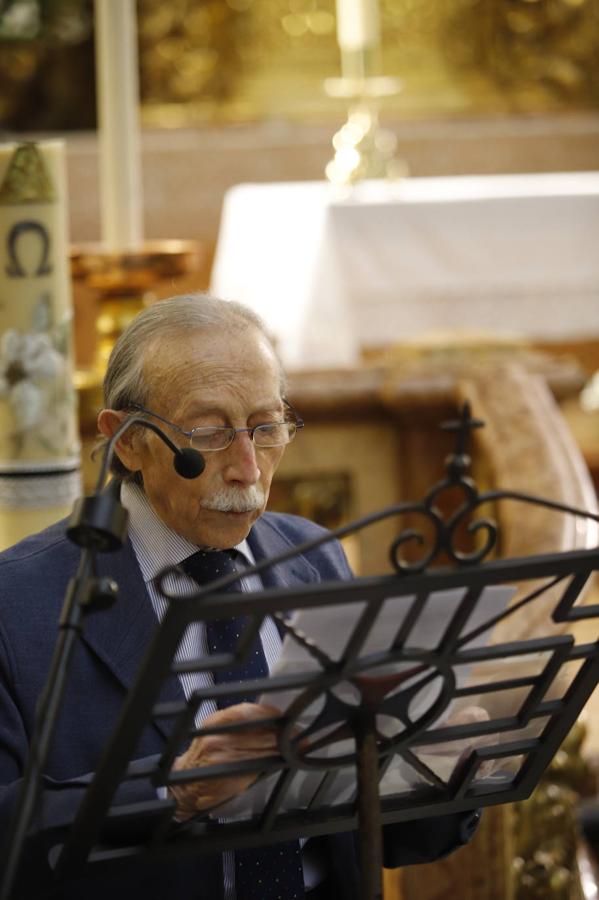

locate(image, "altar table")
[[210, 173, 599, 370]]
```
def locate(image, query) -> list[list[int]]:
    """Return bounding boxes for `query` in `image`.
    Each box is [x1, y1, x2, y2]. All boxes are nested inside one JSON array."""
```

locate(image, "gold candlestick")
[[325, 45, 406, 186]]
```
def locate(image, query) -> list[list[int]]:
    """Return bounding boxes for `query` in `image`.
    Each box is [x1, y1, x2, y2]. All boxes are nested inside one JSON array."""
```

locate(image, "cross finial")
[[440, 403, 485, 459]]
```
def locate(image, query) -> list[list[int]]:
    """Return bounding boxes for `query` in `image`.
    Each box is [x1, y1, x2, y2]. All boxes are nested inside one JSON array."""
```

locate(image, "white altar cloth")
[[210, 174, 599, 370]]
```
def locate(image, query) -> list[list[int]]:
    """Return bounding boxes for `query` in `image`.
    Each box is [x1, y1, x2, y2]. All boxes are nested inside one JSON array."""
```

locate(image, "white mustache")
[[201, 484, 266, 513]]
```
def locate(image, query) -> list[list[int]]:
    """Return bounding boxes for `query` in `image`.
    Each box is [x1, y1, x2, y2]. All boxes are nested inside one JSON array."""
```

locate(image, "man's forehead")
[[146, 324, 277, 368], [142, 326, 283, 410]]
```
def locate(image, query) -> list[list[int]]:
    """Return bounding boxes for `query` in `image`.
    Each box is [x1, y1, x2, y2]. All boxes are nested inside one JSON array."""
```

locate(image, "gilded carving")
[[1, 0, 599, 126], [512, 722, 596, 899], [442, 0, 599, 106]]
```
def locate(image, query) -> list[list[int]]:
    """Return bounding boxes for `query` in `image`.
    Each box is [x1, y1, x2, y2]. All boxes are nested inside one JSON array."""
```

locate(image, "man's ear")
[[97, 409, 142, 472]]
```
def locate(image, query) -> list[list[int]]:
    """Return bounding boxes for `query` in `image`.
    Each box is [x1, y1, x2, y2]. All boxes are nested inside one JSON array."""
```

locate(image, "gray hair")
[[99, 292, 285, 479]]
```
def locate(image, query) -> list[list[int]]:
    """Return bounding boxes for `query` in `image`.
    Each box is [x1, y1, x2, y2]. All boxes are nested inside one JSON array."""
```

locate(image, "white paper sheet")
[[209, 585, 516, 819]]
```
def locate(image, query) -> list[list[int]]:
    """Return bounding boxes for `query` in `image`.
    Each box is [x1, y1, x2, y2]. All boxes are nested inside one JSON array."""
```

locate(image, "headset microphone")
[[67, 416, 205, 550], [173, 447, 206, 478]]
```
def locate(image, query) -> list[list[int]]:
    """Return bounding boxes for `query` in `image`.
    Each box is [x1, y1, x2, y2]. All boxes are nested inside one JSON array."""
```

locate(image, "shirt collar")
[[121, 481, 255, 584]]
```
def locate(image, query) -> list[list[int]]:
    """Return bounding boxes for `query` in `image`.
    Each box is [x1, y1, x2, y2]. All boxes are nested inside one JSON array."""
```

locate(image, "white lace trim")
[[0, 468, 81, 508]]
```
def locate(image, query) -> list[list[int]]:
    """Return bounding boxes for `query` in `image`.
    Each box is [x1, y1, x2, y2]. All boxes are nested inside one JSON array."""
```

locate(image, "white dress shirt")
[[121, 482, 282, 726]]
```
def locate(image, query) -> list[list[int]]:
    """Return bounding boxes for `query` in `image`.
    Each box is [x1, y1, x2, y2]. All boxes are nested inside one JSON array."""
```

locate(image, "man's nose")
[[222, 432, 261, 484]]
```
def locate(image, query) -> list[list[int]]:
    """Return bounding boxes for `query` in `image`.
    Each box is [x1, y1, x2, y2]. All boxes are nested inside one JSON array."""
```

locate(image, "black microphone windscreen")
[[174, 448, 205, 478]]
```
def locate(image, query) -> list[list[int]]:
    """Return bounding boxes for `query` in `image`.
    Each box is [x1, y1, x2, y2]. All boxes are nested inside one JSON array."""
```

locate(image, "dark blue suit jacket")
[[0, 512, 479, 899]]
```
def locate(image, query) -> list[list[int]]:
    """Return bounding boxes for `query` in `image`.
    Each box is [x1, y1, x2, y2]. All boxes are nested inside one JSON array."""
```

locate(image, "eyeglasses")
[[127, 400, 304, 452]]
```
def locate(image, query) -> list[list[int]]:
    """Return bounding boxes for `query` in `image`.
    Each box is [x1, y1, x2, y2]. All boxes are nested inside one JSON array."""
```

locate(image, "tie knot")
[[181, 548, 241, 589]]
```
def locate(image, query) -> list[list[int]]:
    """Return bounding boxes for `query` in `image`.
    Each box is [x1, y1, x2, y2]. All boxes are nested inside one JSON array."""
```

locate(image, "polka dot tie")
[[182, 550, 305, 900]]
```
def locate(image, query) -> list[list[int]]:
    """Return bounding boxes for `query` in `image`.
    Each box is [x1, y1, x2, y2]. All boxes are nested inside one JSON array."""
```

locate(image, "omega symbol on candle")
[[5, 221, 52, 279]]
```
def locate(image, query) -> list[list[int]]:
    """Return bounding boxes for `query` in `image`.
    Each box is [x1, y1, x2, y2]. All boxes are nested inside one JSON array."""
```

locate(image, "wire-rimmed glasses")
[[127, 400, 304, 451]]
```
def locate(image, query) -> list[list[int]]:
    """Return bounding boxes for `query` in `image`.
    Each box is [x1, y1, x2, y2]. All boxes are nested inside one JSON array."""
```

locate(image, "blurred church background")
[[2, 0, 599, 897]]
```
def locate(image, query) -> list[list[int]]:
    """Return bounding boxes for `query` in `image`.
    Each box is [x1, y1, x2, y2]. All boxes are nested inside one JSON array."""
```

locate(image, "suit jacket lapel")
[[247, 515, 322, 590], [80, 538, 184, 740]]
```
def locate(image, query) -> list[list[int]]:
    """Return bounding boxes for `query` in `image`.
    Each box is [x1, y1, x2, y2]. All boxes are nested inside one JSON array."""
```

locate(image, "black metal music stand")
[[42, 408, 599, 898]]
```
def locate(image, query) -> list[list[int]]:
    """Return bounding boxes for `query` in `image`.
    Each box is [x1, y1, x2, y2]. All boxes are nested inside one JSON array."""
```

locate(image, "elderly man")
[[0, 295, 479, 899]]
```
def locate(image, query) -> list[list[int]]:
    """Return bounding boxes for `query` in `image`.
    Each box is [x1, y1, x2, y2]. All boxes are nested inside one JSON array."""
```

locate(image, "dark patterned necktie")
[[182, 549, 305, 900], [183, 548, 268, 704]]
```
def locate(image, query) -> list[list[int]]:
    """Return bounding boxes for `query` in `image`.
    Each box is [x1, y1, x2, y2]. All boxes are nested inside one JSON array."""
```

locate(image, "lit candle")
[[94, 0, 144, 250], [335, 0, 381, 50], [0, 141, 81, 549]]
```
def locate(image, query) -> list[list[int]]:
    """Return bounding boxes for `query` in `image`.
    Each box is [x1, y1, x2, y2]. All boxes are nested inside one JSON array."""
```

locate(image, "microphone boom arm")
[[0, 413, 204, 899]]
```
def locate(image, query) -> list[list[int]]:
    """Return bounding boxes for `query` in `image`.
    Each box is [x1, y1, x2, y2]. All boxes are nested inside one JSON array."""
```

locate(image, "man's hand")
[[168, 702, 282, 820]]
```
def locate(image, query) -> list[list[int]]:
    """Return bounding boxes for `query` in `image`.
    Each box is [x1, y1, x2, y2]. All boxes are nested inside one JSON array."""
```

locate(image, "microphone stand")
[[0, 416, 204, 900]]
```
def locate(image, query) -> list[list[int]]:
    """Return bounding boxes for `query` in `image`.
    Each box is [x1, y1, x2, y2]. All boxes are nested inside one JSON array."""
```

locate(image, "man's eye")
[[191, 427, 231, 449]]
